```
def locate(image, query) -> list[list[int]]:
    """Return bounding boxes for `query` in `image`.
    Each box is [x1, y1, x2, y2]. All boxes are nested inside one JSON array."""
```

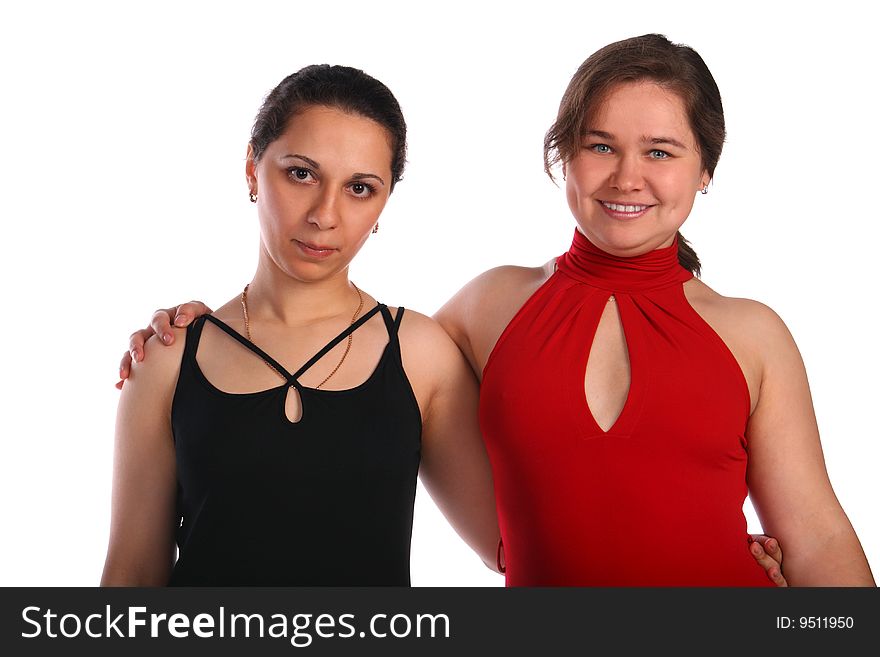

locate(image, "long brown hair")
[[544, 34, 725, 275]]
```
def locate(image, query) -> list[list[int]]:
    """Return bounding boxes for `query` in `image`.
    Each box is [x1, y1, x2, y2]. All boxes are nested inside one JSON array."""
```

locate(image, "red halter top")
[[480, 229, 773, 586]]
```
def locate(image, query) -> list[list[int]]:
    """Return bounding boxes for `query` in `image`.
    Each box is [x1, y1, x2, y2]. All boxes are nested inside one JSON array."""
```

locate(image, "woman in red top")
[[436, 35, 873, 585], [121, 36, 862, 585]]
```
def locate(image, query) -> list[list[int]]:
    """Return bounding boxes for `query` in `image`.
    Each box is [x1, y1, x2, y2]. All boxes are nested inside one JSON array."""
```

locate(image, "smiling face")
[[246, 105, 393, 282], [564, 81, 709, 257]]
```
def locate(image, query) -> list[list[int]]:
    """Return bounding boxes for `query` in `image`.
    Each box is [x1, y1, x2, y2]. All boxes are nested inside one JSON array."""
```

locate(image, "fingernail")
[[751, 543, 762, 556], [162, 333, 172, 344], [174, 315, 186, 326], [767, 540, 777, 552], [130, 350, 138, 363], [119, 367, 125, 379]]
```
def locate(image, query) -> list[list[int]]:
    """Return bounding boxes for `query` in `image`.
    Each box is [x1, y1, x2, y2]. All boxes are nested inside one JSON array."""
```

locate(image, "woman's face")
[[247, 105, 393, 282], [564, 81, 709, 257]]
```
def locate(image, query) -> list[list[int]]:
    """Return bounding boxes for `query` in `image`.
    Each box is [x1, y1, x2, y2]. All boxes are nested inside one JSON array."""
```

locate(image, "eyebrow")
[[351, 173, 385, 186], [282, 153, 320, 168], [281, 153, 386, 186], [583, 130, 688, 150], [646, 136, 688, 149]]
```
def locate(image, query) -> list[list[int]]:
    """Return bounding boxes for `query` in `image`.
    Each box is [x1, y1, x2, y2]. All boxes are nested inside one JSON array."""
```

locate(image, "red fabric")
[[480, 229, 773, 586]]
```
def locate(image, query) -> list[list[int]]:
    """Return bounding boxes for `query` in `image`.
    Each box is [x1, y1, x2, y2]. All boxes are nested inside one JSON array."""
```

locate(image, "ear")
[[245, 144, 257, 193], [699, 171, 710, 191]]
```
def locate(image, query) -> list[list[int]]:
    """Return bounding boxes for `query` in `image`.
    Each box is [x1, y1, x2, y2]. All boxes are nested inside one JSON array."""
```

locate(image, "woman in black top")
[[101, 66, 500, 585]]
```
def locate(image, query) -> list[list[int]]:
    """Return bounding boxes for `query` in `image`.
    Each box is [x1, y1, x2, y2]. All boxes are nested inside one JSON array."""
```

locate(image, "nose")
[[307, 186, 340, 230], [609, 154, 645, 192]]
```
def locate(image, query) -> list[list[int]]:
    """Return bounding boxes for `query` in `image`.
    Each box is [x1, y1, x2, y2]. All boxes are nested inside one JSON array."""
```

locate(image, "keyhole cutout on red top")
[[284, 385, 303, 424], [584, 295, 631, 433]]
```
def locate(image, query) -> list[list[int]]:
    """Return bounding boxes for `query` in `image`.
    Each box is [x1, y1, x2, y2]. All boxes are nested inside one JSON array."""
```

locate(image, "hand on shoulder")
[[125, 326, 188, 394]]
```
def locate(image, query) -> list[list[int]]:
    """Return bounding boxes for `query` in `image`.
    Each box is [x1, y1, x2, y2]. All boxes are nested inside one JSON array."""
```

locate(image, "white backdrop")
[[1, 1, 877, 586]]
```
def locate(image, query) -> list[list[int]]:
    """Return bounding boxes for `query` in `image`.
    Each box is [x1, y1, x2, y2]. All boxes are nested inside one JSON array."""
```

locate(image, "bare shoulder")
[[684, 279, 801, 403], [127, 326, 188, 392], [443, 262, 553, 309], [390, 306, 473, 417], [435, 262, 553, 375], [210, 297, 245, 325], [393, 306, 462, 367], [141, 326, 188, 364], [685, 279, 793, 343]]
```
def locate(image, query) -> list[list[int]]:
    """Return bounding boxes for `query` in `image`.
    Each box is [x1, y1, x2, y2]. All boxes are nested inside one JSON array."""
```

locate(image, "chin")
[[272, 258, 337, 284], [577, 223, 661, 257]]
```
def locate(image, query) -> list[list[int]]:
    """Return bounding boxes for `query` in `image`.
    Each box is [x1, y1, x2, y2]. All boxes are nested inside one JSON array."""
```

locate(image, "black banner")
[[1, 587, 876, 654]]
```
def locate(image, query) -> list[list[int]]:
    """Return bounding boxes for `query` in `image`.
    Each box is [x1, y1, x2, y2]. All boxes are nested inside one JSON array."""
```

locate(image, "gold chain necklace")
[[240, 282, 364, 389]]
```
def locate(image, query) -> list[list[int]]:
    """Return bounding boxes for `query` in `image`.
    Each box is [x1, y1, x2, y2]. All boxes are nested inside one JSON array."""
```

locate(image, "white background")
[[1, 1, 877, 586]]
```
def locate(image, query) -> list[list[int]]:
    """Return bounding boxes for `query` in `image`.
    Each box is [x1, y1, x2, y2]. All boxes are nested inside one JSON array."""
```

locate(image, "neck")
[[246, 254, 360, 327], [557, 228, 692, 293]]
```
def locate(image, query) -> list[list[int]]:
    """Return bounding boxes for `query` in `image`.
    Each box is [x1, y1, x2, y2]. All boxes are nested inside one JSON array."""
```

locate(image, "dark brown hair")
[[544, 34, 725, 275], [250, 65, 407, 191]]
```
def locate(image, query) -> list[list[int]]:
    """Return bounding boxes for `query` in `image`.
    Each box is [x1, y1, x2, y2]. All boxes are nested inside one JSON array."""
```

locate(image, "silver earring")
[[372, 223, 379, 234], [249, 192, 258, 203], [700, 185, 708, 195]]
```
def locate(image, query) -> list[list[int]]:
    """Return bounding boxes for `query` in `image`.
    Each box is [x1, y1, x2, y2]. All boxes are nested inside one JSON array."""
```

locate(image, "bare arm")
[[102, 329, 185, 585], [746, 305, 874, 586], [399, 312, 502, 572]]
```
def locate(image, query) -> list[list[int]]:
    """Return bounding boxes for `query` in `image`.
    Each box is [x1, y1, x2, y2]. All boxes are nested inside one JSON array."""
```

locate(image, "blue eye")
[[590, 143, 613, 154], [649, 150, 670, 159]]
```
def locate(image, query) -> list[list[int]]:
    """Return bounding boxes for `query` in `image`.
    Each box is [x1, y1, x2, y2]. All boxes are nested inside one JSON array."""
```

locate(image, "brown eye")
[[287, 167, 314, 182], [349, 182, 374, 198]]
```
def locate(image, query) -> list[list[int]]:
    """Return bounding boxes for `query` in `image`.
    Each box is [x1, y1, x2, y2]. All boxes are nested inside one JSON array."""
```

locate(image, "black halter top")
[[169, 304, 422, 586]]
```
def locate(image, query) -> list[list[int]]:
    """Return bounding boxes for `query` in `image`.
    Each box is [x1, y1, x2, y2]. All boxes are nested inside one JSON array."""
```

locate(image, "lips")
[[293, 239, 337, 258], [599, 200, 654, 219]]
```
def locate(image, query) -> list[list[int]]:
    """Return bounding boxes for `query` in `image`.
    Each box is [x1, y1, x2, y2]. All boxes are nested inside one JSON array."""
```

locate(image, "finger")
[[119, 350, 133, 381], [749, 540, 776, 567], [768, 566, 788, 588], [751, 534, 783, 565], [763, 538, 782, 564], [128, 328, 153, 363], [749, 540, 784, 582], [172, 301, 213, 328], [150, 308, 176, 346]]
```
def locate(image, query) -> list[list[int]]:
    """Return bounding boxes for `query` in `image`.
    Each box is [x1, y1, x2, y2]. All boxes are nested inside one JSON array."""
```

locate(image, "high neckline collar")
[[556, 228, 693, 293]]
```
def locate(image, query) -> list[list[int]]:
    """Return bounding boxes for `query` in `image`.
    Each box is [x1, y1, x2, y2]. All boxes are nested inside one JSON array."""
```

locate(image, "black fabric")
[[168, 304, 421, 586]]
